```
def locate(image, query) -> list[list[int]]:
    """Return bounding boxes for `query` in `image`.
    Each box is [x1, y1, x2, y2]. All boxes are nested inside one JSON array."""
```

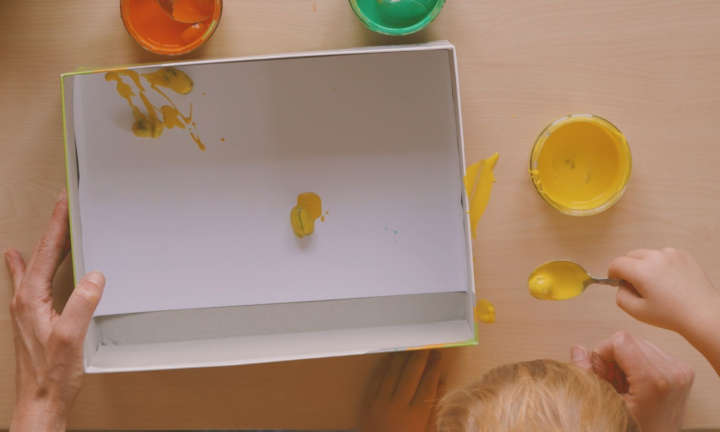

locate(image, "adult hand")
[[4, 190, 105, 432], [359, 350, 445, 432], [571, 331, 694, 432], [609, 248, 718, 336]]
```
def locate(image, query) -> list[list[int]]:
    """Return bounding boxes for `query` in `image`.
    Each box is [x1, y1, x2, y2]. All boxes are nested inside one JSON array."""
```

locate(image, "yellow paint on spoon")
[[528, 260, 625, 300], [528, 260, 592, 300]]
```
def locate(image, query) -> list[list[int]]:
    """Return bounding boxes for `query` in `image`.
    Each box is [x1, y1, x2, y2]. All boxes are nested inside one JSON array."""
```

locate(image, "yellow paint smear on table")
[[464, 153, 499, 238], [528, 261, 589, 300], [291, 193, 324, 238], [475, 299, 496, 323], [105, 68, 205, 151], [530, 116, 630, 212]]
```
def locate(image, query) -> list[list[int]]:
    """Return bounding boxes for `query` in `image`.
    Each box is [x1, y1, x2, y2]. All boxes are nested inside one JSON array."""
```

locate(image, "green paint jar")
[[349, 0, 446, 36]]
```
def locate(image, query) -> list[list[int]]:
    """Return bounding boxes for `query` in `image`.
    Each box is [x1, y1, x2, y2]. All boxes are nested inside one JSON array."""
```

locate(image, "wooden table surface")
[[2, 0, 720, 429]]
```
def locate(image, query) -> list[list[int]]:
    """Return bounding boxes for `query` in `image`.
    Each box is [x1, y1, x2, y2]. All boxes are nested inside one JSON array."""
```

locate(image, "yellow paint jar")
[[530, 114, 631, 216]]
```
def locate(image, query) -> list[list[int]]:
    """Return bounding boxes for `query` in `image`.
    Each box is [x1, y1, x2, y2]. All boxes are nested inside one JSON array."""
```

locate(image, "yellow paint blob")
[[530, 115, 631, 215], [528, 261, 590, 300], [105, 68, 205, 151], [142, 68, 194, 95], [475, 299, 496, 323], [464, 153, 499, 238], [290, 193, 323, 238]]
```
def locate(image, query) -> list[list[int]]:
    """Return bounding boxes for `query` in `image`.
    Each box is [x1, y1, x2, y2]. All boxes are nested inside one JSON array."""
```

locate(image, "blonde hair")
[[437, 359, 638, 432]]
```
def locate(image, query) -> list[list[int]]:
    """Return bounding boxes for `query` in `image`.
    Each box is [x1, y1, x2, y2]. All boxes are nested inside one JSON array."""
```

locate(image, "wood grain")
[[1, 0, 720, 428]]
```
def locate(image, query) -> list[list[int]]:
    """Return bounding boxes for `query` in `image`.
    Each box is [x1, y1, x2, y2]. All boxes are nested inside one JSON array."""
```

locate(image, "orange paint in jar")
[[120, 0, 222, 56]]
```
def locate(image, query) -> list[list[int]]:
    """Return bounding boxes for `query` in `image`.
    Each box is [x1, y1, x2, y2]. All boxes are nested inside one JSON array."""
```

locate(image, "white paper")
[[73, 49, 470, 316]]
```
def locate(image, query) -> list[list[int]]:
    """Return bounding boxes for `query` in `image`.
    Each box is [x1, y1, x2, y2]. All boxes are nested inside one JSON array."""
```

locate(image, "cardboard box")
[[61, 41, 477, 373]]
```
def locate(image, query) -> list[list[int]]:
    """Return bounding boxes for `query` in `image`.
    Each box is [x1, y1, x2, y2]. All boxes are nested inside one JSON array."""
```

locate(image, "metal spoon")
[[529, 260, 626, 300], [583, 276, 624, 289], [156, 0, 213, 24]]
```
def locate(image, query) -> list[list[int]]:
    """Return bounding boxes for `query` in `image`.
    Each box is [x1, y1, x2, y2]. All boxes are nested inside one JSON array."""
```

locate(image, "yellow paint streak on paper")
[[161, 106, 186, 130], [105, 67, 206, 151], [190, 132, 206, 151], [134, 92, 164, 138], [475, 299, 496, 323], [464, 153, 499, 238], [143, 68, 194, 94], [528, 261, 590, 300], [291, 193, 324, 238]]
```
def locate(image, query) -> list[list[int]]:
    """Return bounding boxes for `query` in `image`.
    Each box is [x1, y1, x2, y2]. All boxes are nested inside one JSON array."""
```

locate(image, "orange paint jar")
[[120, 0, 222, 56]]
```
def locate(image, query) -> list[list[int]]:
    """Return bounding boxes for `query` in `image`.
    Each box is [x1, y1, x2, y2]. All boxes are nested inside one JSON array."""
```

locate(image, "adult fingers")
[[570, 345, 592, 371], [616, 285, 645, 317], [413, 350, 442, 406], [55, 271, 104, 344], [26, 190, 70, 290], [4, 248, 26, 294], [395, 350, 431, 404], [377, 352, 408, 400]]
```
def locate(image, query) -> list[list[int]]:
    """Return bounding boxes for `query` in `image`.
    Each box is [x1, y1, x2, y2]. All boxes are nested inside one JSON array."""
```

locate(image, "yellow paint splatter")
[[529, 261, 590, 300], [463, 153, 498, 238], [291, 192, 324, 238], [160, 106, 186, 130], [143, 68, 193, 94], [475, 299, 495, 323], [190, 132, 206, 151], [105, 67, 205, 151]]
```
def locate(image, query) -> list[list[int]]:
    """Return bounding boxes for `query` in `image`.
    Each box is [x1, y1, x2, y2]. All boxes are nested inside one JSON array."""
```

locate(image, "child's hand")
[[609, 248, 719, 335], [359, 350, 445, 432], [572, 331, 694, 432]]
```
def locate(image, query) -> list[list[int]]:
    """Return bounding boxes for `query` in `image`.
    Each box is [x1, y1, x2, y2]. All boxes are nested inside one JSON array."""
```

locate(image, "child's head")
[[437, 359, 638, 432]]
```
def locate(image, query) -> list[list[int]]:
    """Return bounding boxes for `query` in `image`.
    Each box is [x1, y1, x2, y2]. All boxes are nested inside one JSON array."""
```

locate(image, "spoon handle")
[[591, 278, 625, 287]]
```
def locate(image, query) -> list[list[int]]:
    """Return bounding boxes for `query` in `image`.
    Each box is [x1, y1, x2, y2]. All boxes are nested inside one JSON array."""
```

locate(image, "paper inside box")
[[61, 41, 477, 372]]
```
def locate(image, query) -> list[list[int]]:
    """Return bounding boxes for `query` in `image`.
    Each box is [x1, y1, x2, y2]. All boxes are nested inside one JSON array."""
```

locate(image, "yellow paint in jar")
[[528, 261, 590, 300], [530, 115, 631, 216], [291, 192, 323, 238]]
